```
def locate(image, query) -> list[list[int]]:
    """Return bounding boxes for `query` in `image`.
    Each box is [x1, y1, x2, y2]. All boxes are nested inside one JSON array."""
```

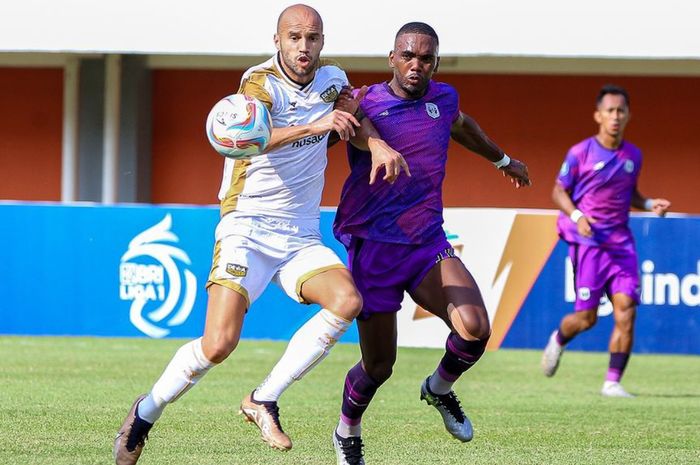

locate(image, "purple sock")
[[437, 333, 488, 382], [555, 328, 573, 346], [340, 362, 380, 426], [606, 352, 630, 382]]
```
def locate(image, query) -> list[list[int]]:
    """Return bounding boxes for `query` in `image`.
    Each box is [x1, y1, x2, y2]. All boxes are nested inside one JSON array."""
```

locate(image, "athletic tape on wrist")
[[493, 154, 511, 168], [570, 209, 584, 223]]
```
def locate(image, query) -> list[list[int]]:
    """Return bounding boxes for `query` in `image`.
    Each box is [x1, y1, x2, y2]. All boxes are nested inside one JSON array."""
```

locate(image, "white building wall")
[[2, 0, 700, 59]]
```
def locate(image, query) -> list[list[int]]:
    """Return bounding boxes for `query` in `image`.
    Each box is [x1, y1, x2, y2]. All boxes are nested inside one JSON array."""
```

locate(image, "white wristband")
[[493, 154, 511, 169], [570, 209, 584, 223], [644, 199, 654, 211]]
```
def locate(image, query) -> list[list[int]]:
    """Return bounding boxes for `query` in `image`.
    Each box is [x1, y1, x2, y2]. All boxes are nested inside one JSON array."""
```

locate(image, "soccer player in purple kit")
[[541, 84, 671, 398], [331, 22, 531, 464]]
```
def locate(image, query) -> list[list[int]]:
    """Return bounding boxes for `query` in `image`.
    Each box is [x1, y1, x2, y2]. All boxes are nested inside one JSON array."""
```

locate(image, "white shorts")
[[206, 213, 345, 307]]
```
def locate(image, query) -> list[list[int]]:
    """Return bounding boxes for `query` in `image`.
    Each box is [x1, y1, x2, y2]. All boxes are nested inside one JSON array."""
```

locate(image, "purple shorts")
[[569, 243, 640, 310], [347, 235, 456, 320]]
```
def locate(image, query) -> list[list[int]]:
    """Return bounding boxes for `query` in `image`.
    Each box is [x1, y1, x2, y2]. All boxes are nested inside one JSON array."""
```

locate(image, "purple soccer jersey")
[[333, 81, 460, 246], [556, 136, 643, 248]]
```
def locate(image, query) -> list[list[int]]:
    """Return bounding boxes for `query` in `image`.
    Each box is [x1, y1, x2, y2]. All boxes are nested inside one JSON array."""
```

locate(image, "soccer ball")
[[205, 94, 272, 158]]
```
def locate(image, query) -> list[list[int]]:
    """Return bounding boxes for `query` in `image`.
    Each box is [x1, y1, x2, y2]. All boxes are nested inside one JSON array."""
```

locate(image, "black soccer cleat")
[[333, 431, 365, 465]]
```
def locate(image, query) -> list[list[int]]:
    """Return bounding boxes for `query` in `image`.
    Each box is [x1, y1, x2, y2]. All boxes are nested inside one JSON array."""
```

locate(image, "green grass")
[[1, 337, 699, 465]]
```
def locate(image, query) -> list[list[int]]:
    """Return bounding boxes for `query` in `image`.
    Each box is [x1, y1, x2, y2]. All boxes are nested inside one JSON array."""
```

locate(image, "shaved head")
[[274, 4, 325, 84], [277, 4, 323, 34]]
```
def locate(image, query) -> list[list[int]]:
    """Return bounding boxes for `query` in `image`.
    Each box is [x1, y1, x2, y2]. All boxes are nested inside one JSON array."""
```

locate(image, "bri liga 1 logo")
[[119, 214, 197, 338]]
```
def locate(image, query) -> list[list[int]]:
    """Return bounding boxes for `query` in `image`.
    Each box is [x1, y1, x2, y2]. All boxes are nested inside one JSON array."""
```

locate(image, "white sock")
[[136, 394, 162, 424], [336, 418, 362, 438], [428, 371, 454, 395], [254, 309, 351, 402], [138, 338, 216, 423]]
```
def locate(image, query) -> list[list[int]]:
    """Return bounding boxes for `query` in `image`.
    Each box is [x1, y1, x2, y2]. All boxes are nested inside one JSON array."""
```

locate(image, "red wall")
[[151, 69, 700, 213], [0, 68, 63, 201], [3, 67, 698, 214], [151, 70, 244, 204]]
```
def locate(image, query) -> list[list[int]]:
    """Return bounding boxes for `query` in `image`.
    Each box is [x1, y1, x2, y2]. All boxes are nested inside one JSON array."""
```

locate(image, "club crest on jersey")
[[226, 263, 248, 277], [624, 159, 635, 173], [578, 287, 591, 301], [425, 102, 440, 119], [320, 85, 339, 103]]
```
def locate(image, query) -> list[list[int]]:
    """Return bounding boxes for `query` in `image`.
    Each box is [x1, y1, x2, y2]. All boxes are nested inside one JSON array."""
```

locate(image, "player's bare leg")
[[602, 293, 636, 398], [114, 285, 246, 465], [542, 308, 597, 377], [335, 312, 396, 465], [410, 258, 490, 442], [242, 268, 361, 451]]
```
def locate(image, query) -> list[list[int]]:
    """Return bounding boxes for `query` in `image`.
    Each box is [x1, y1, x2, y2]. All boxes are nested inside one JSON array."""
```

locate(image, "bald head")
[[277, 4, 323, 34], [274, 3, 325, 84]]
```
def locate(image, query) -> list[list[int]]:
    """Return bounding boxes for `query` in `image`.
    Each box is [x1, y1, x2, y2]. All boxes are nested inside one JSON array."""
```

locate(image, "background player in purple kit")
[[331, 22, 531, 464], [541, 84, 671, 398]]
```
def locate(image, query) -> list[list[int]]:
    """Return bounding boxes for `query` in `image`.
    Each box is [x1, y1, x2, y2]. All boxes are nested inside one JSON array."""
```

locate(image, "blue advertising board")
[[1, 202, 698, 354], [503, 215, 700, 354], [0, 202, 356, 343]]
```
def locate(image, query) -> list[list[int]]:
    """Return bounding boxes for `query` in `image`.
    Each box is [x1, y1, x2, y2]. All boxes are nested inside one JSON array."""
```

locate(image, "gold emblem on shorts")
[[226, 263, 248, 277]]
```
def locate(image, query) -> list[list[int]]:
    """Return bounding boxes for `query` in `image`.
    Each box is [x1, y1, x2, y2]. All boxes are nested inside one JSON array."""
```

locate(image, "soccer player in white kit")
[[113, 4, 408, 464]]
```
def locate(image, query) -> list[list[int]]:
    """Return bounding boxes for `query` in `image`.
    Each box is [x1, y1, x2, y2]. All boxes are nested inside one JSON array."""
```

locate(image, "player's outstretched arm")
[[264, 110, 361, 152], [450, 112, 531, 188], [553, 181, 596, 237], [236, 80, 358, 153], [632, 189, 671, 216]]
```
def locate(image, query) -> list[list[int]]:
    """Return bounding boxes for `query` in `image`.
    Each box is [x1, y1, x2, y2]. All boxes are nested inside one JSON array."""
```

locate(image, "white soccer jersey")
[[217, 54, 348, 220]]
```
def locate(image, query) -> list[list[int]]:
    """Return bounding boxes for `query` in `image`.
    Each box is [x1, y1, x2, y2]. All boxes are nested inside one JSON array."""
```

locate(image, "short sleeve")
[[451, 87, 460, 123], [237, 72, 273, 112], [556, 149, 579, 191]]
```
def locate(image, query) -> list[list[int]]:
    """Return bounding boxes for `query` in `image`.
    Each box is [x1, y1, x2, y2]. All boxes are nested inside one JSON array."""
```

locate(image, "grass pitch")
[[0, 336, 698, 465]]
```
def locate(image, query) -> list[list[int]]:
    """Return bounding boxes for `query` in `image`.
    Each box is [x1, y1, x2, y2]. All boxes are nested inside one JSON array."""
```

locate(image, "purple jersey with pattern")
[[333, 81, 460, 245], [556, 136, 643, 248]]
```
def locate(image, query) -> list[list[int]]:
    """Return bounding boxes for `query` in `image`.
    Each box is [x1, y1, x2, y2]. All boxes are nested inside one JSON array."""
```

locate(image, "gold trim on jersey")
[[319, 58, 342, 69], [238, 68, 276, 111], [220, 159, 252, 217], [295, 264, 348, 304]]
